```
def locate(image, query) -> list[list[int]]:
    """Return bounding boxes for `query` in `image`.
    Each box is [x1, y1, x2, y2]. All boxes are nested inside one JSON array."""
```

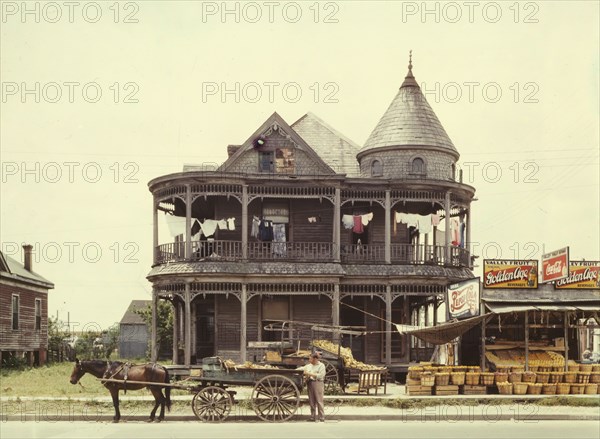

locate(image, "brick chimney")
[[23, 244, 33, 271]]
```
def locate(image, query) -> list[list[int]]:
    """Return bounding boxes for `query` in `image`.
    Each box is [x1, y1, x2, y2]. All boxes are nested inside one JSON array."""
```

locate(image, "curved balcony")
[[155, 241, 470, 267]]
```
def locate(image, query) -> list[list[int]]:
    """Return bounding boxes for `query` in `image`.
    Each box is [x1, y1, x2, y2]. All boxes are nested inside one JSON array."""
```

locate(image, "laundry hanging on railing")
[[342, 214, 354, 229], [395, 212, 432, 234], [200, 219, 219, 237], [272, 224, 287, 256], [342, 213, 374, 233], [251, 216, 260, 237], [164, 213, 187, 237], [258, 219, 274, 241]]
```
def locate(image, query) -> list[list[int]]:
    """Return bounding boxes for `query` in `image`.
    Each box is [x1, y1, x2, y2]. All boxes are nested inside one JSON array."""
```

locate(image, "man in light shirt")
[[298, 352, 326, 422]]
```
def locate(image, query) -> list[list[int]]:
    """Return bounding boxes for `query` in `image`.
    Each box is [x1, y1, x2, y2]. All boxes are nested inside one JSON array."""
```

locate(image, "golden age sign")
[[483, 260, 538, 289]]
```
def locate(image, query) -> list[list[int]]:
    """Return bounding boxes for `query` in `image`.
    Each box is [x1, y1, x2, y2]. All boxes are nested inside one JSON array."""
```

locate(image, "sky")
[[1, 1, 599, 330]]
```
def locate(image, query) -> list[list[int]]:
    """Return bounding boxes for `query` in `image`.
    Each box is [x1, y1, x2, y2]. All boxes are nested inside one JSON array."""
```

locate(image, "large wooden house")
[[147, 60, 476, 374], [0, 245, 54, 366]]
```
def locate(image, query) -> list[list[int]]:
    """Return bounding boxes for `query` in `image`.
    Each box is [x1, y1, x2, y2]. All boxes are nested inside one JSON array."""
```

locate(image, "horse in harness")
[[69, 359, 171, 422]]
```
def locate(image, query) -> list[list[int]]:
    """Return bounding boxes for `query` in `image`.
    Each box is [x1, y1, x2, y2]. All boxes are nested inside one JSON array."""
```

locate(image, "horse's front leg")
[[109, 387, 121, 423]]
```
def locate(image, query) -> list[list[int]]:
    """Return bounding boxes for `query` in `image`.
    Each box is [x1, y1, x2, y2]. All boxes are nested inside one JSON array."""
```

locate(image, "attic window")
[[371, 159, 383, 177], [258, 147, 295, 174], [411, 157, 426, 175]]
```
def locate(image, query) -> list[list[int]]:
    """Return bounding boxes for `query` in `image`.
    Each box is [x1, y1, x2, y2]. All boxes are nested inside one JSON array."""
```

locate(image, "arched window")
[[371, 159, 383, 177], [451, 163, 456, 181], [411, 157, 425, 174]]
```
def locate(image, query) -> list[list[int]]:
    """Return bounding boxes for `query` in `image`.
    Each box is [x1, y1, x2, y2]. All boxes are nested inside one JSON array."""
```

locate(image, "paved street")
[[2, 420, 600, 439]]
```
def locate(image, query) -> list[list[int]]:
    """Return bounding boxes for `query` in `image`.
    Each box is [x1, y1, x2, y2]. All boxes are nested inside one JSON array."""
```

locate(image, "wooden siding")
[[364, 297, 383, 364], [0, 282, 48, 352], [291, 295, 333, 349], [290, 199, 333, 243], [119, 324, 149, 359]]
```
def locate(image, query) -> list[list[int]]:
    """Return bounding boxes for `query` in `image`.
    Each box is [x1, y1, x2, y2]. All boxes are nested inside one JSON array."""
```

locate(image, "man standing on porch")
[[298, 353, 326, 422]]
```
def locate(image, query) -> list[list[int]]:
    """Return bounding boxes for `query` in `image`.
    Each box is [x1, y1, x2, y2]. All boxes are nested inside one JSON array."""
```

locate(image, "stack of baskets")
[[494, 371, 509, 384], [450, 371, 466, 385], [549, 371, 563, 383], [522, 372, 536, 384], [536, 372, 550, 384], [466, 371, 481, 386], [420, 372, 435, 387], [480, 372, 495, 386], [509, 371, 523, 383], [435, 372, 450, 386]]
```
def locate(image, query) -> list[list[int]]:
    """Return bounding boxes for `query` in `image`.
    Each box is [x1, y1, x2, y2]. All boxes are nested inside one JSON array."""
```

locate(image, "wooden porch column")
[[385, 190, 391, 264], [444, 192, 451, 264], [153, 196, 158, 264], [172, 299, 178, 364], [403, 296, 410, 362], [185, 185, 192, 259], [564, 311, 569, 372], [191, 301, 197, 362], [184, 283, 192, 367], [481, 318, 486, 371], [385, 286, 392, 366], [466, 206, 472, 267], [332, 284, 340, 326], [242, 185, 248, 260], [240, 285, 247, 362], [151, 288, 158, 362], [525, 311, 529, 372], [333, 188, 341, 262]]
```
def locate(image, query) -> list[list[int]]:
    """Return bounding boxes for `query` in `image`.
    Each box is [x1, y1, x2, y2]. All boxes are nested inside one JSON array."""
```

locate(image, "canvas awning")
[[484, 303, 600, 314], [398, 314, 491, 345]]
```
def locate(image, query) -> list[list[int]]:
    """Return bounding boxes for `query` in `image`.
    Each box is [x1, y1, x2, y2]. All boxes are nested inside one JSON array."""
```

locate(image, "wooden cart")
[[259, 320, 366, 393], [101, 359, 306, 423]]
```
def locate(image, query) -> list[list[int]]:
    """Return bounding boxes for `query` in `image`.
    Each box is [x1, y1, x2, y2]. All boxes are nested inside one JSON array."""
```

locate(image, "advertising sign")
[[541, 247, 569, 283], [483, 260, 538, 289], [447, 277, 480, 319], [555, 261, 600, 289]]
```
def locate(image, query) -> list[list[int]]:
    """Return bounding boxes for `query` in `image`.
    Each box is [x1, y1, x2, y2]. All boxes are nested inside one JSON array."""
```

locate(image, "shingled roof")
[[359, 56, 457, 157], [291, 112, 361, 176], [120, 300, 151, 325], [0, 251, 54, 289]]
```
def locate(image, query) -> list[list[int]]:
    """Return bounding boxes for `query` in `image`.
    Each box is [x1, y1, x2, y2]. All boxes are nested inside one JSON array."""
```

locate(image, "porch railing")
[[247, 241, 335, 261], [155, 241, 471, 267]]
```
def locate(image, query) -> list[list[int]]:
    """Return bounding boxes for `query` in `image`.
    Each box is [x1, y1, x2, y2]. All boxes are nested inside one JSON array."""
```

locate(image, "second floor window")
[[259, 151, 274, 172], [35, 299, 42, 331], [371, 160, 383, 177], [411, 157, 425, 175], [12, 295, 19, 330]]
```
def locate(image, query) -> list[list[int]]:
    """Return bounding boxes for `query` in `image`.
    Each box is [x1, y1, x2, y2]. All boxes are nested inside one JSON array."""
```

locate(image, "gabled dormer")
[[219, 112, 336, 176]]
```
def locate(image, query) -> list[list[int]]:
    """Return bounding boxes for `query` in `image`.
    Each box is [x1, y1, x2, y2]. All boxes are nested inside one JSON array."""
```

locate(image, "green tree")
[[134, 301, 173, 359]]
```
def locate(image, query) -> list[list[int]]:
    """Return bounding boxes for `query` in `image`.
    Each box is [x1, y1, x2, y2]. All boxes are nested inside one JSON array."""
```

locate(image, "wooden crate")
[[407, 385, 432, 396], [434, 385, 459, 395], [462, 385, 487, 395], [406, 378, 421, 386]]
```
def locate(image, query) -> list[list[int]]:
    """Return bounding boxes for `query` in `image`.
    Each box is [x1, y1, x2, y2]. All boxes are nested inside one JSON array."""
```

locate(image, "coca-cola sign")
[[483, 260, 538, 289], [447, 278, 480, 319], [555, 261, 600, 290], [541, 247, 569, 283]]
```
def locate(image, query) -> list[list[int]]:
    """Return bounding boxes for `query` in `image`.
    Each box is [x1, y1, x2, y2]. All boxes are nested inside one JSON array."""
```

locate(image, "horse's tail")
[[163, 367, 171, 412]]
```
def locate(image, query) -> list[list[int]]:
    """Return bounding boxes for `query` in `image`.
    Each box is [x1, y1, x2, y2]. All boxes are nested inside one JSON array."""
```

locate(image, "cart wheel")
[[251, 374, 300, 422], [320, 359, 340, 393], [192, 386, 233, 422]]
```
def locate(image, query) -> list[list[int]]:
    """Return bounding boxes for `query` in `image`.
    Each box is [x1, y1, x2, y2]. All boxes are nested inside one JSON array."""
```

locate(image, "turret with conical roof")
[[358, 52, 458, 181]]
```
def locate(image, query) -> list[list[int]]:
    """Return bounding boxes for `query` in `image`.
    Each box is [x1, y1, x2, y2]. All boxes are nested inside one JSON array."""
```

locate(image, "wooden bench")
[[346, 368, 388, 395]]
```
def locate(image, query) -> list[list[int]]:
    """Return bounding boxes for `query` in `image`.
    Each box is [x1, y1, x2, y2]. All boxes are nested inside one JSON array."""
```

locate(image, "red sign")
[[541, 247, 569, 283], [483, 260, 538, 289], [555, 261, 600, 289]]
